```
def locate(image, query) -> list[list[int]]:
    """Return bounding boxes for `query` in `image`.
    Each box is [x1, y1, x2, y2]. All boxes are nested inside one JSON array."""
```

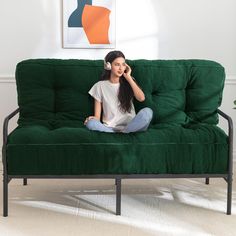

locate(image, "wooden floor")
[[0, 170, 235, 236]]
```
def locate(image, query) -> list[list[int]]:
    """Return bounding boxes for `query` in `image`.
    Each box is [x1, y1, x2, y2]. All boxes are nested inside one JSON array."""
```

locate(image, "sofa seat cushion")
[[7, 124, 228, 175]]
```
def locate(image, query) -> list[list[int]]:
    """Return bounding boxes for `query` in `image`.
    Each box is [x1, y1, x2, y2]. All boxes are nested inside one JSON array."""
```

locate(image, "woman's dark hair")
[[101, 50, 134, 113]]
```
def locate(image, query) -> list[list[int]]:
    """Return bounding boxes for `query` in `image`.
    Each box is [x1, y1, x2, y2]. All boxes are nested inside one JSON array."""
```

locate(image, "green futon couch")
[[2, 59, 233, 216]]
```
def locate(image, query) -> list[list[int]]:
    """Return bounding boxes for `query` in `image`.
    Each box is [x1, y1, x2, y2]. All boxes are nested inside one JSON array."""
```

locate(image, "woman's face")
[[111, 57, 126, 77]]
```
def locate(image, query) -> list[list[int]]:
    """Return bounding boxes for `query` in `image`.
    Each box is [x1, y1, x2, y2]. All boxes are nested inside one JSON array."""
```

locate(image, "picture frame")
[[63, 0, 116, 48]]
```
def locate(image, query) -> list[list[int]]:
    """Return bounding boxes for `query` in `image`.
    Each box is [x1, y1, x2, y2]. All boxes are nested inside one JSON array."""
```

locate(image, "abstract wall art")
[[63, 0, 116, 48]]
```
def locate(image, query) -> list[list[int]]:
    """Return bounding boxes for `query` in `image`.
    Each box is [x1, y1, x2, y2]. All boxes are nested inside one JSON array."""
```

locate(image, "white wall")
[[0, 0, 236, 74], [0, 0, 236, 157]]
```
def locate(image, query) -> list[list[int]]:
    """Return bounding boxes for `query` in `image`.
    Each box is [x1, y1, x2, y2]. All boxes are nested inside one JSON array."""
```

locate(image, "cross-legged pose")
[[84, 50, 153, 133]]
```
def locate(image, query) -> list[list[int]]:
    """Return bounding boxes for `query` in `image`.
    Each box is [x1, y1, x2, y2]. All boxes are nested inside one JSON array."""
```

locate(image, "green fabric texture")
[[7, 124, 228, 175], [7, 59, 228, 175]]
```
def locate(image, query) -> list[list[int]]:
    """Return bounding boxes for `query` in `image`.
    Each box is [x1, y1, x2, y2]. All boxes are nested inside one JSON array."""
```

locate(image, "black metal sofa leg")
[[3, 175, 8, 217], [227, 176, 232, 215], [116, 178, 121, 215], [205, 178, 209, 185], [23, 178, 27, 186]]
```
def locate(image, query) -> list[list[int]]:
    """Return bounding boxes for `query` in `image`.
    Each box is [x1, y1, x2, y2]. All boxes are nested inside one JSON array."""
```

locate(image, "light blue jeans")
[[85, 107, 153, 133]]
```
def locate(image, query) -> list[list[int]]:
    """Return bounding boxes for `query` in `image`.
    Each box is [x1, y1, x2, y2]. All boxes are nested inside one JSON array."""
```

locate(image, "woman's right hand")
[[84, 116, 98, 125]]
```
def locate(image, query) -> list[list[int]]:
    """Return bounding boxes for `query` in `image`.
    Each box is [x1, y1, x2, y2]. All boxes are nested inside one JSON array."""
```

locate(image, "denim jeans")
[[85, 107, 153, 133]]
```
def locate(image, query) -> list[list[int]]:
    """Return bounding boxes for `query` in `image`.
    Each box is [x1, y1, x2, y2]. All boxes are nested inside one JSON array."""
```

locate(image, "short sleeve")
[[88, 82, 102, 102]]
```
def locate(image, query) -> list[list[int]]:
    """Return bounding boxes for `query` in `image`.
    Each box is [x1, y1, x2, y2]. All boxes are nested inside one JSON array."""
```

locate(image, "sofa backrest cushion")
[[15, 59, 225, 128]]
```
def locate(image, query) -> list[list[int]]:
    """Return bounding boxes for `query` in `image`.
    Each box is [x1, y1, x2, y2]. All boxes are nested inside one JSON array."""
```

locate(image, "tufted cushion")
[[129, 59, 225, 125], [7, 59, 227, 176], [15, 59, 225, 128], [7, 124, 228, 175]]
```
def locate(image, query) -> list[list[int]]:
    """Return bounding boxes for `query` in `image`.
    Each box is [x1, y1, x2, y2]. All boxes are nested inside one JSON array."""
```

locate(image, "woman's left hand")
[[123, 63, 132, 80]]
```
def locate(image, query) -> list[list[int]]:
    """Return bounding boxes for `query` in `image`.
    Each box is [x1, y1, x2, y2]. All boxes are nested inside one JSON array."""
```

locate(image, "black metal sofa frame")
[[2, 108, 233, 217]]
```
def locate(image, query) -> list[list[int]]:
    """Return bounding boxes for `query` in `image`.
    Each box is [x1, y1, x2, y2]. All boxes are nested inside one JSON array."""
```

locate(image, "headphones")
[[104, 60, 111, 70]]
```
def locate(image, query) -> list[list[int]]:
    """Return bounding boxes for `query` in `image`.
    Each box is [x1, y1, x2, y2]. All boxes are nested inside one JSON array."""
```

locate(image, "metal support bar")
[[3, 108, 20, 146], [2, 108, 20, 217], [116, 178, 121, 215], [218, 109, 234, 215], [23, 178, 27, 186], [8, 173, 228, 179], [227, 178, 233, 215], [205, 178, 209, 185], [3, 175, 8, 217]]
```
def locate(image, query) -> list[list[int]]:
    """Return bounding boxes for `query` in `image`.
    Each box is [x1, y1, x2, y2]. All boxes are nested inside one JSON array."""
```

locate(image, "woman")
[[84, 50, 153, 133]]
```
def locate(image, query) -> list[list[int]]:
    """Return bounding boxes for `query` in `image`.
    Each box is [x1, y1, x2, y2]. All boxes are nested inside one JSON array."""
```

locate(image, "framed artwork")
[[63, 0, 116, 48]]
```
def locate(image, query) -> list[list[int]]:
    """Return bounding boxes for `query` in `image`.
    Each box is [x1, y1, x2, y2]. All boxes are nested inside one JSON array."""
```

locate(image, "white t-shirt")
[[88, 80, 136, 131]]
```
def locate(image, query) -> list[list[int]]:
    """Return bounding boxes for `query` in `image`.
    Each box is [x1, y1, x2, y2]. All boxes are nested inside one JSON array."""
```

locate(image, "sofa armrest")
[[2, 107, 19, 172], [3, 108, 20, 146], [217, 109, 233, 177], [217, 109, 233, 139]]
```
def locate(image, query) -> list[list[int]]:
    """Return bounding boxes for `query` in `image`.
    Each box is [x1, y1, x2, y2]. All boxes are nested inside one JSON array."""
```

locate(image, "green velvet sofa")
[[2, 59, 233, 216]]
